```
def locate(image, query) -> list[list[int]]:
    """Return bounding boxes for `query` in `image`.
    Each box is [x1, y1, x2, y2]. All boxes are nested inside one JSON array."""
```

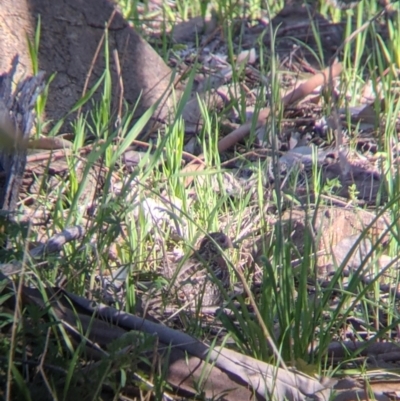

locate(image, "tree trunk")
[[0, 0, 175, 130]]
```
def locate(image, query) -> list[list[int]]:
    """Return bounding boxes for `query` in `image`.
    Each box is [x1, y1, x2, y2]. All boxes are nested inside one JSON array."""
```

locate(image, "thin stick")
[[113, 49, 124, 132]]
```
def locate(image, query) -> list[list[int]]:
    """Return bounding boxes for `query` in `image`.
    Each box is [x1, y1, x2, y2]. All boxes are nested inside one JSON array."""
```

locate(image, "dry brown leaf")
[[255, 205, 389, 271]]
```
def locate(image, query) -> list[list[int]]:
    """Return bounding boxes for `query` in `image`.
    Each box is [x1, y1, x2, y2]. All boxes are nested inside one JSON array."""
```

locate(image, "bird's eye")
[[218, 235, 230, 248]]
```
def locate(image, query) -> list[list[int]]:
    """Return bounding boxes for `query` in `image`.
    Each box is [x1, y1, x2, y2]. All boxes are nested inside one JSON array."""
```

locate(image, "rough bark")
[[0, 0, 175, 130], [0, 57, 45, 213]]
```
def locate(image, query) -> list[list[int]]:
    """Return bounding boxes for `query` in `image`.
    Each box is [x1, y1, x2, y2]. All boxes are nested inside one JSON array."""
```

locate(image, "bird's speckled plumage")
[[169, 232, 233, 306], [143, 232, 234, 315]]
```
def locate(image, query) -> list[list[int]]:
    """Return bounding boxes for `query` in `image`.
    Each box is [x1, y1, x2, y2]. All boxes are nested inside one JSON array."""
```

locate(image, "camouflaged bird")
[[166, 232, 233, 307], [143, 232, 234, 316]]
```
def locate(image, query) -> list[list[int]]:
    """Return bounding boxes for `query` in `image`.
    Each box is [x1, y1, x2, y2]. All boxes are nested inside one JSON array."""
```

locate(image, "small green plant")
[[27, 16, 56, 136]]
